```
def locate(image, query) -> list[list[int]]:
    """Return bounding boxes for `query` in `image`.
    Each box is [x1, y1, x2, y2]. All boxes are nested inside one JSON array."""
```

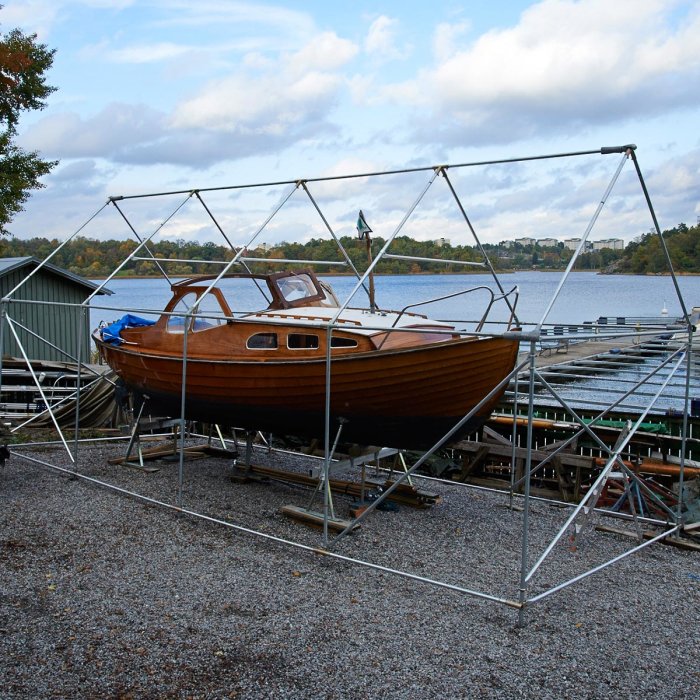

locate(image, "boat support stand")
[[230, 431, 268, 483], [282, 418, 359, 532]]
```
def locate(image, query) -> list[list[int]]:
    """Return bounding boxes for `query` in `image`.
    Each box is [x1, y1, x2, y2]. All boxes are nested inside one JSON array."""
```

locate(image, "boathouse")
[[0, 257, 111, 362]]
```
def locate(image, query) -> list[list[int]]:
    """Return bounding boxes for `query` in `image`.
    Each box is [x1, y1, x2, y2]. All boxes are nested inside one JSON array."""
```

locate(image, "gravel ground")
[[1, 439, 699, 699]]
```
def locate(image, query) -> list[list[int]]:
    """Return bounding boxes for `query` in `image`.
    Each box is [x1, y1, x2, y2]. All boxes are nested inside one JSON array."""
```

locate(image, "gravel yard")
[[1, 440, 698, 699]]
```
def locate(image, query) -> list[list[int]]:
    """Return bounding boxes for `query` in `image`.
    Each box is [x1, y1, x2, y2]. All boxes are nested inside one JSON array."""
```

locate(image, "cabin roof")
[[0, 257, 113, 295], [245, 306, 453, 336]]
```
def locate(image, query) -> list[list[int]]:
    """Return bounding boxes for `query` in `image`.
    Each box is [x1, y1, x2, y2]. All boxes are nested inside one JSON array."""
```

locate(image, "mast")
[[356, 210, 377, 311]]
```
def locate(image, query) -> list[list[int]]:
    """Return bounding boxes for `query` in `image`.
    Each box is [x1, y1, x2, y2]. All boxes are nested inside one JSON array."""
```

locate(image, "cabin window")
[[167, 292, 197, 333], [192, 291, 227, 332], [247, 332, 278, 349], [288, 333, 319, 349], [331, 336, 358, 348]]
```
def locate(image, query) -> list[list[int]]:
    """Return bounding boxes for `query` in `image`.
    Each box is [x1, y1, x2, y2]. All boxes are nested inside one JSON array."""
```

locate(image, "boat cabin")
[[119, 269, 459, 358]]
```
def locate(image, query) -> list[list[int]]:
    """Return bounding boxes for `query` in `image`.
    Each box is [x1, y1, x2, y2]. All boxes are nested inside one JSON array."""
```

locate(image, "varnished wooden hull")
[[95, 335, 519, 449]]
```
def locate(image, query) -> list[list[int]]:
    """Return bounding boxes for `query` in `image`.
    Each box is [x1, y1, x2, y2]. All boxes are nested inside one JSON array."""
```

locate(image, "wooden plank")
[[455, 444, 490, 482], [108, 442, 197, 465], [482, 425, 512, 447], [594, 524, 642, 541], [281, 505, 359, 532], [596, 525, 700, 551], [551, 455, 573, 502], [450, 438, 595, 469]]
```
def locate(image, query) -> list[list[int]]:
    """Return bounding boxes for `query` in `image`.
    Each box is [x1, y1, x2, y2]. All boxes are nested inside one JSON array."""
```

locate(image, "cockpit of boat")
[[164, 270, 342, 333]]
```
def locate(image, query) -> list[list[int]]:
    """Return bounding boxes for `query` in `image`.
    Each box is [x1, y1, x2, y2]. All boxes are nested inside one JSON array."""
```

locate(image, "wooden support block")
[[109, 444, 203, 465], [595, 524, 641, 541], [596, 524, 700, 551], [161, 451, 205, 462], [281, 505, 359, 532]]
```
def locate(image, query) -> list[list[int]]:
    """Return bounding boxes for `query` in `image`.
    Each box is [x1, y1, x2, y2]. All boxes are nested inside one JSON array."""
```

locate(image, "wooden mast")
[[357, 210, 376, 311]]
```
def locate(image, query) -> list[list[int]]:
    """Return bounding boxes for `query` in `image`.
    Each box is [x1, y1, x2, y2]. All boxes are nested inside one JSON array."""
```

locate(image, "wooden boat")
[[93, 270, 520, 449]]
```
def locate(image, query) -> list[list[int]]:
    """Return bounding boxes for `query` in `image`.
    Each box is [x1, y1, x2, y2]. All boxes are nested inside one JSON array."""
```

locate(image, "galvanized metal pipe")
[[676, 332, 693, 524], [517, 340, 537, 627], [525, 350, 686, 584], [330, 169, 441, 323], [538, 150, 631, 328], [3, 318, 115, 385], [300, 182, 371, 303], [4, 315, 74, 461], [527, 525, 679, 604], [101, 147, 609, 202], [13, 450, 522, 609], [84, 194, 194, 303], [177, 311, 191, 508], [3, 202, 110, 300], [331, 355, 531, 544]]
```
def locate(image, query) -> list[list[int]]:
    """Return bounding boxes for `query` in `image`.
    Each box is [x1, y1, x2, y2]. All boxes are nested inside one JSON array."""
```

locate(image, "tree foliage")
[[0, 8, 57, 235], [611, 223, 700, 274], [0, 223, 696, 278]]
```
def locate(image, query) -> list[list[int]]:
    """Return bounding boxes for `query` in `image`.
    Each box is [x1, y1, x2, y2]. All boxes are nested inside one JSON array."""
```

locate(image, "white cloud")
[[646, 147, 700, 223], [290, 31, 357, 74], [151, 0, 316, 39], [432, 21, 470, 63], [170, 32, 357, 134], [306, 157, 380, 199], [19, 103, 165, 158], [170, 71, 341, 133], [364, 15, 410, 61], [0, 0, 61, 39], [385, 0, 700, 146], [106, 42, 193, 64]]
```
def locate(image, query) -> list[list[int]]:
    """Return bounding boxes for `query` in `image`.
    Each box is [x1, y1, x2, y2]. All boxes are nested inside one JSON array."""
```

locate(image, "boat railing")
[[388, 284, 520, 334]]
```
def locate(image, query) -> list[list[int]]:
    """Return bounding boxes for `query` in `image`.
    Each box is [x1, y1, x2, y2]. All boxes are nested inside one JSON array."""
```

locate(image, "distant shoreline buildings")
[[500, 237, 624, 250]]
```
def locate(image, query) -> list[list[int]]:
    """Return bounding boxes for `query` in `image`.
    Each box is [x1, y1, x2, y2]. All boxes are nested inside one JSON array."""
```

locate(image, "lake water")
[[89, 271, 700, 330]]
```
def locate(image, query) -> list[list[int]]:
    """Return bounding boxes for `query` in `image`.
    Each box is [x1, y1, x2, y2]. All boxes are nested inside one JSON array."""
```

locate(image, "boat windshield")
[[277, 273, 318, 303], [167, 289, 227, 333]]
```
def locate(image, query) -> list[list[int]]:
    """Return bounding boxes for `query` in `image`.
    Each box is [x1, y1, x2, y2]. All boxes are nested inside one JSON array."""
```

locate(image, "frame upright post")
[[518, 339, 537, 626]]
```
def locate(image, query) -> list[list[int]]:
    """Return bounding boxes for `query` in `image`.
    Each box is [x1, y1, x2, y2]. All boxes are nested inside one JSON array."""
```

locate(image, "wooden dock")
[[440, 333, 700, 511]]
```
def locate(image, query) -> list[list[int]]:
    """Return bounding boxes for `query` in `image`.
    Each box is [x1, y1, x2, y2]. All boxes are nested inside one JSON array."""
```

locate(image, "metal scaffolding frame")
[[1, 144, 694, 625]]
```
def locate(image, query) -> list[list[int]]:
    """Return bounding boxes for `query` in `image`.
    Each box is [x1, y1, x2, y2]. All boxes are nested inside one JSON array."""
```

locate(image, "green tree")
[[0, 7, 57, 234]]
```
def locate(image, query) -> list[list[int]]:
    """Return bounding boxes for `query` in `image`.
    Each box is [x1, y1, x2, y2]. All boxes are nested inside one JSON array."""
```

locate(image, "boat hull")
[[96, 335, 519, 449]]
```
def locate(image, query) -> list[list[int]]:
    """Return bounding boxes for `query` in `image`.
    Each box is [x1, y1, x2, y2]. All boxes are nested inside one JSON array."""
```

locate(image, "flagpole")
[[366, 232, 376, 311], [357, 210, 376, 311]]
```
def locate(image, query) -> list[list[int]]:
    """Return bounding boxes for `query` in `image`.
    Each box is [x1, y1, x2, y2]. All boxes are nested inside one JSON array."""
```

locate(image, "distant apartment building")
[[434, 237, 450, 247], [592, 238, 625, 251], [500, 236, 623, 251]]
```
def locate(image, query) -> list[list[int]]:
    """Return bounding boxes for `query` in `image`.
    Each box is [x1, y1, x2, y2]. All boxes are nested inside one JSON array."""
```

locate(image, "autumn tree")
[[0, 6, 57, 234]]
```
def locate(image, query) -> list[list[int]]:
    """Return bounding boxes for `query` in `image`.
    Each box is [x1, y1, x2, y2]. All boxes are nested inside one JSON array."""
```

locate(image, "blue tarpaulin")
[[100, 314, 155, 344]]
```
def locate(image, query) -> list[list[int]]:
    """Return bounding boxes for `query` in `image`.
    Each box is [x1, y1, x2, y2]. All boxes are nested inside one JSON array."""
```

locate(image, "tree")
[[0, 7, 57, 234]]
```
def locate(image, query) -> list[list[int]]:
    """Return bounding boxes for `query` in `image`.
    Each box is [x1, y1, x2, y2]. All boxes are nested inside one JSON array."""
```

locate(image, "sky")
[[3, 0, 700, 249]]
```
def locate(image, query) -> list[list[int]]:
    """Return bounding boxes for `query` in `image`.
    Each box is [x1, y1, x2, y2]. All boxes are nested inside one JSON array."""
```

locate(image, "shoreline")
[[87, 269, 700, 280]]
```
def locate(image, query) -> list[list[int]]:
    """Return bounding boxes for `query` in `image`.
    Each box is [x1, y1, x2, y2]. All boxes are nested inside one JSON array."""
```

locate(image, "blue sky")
[[3, 0, 700, 247]]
